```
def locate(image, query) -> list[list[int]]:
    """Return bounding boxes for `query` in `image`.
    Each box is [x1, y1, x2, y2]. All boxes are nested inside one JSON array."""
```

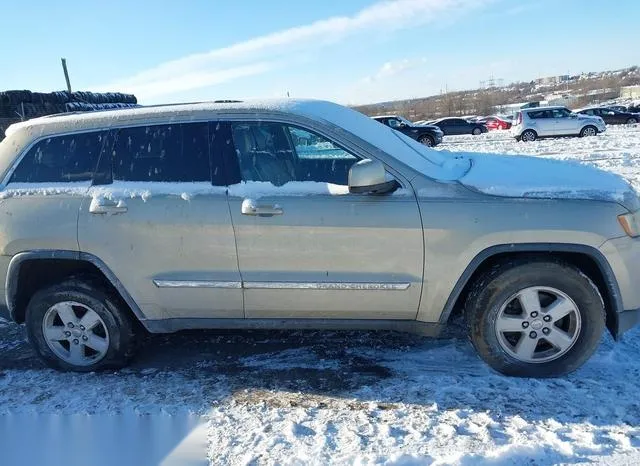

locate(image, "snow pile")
[[88, 181, 226, 202], [0, 181, 91, 199]]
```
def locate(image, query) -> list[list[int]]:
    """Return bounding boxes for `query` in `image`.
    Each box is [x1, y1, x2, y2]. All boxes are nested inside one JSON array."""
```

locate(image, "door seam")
[[225, 189, 246, 317]]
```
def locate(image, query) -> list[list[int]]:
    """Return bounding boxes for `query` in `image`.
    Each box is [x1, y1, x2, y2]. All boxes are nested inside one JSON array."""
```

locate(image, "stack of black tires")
[[0, 90, 138, 141]]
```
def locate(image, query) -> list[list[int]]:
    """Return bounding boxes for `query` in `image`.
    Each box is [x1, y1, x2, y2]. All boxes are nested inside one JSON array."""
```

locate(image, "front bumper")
[[0, 302, 8, 321], [600, 236, 640, 338], [616, 308, 640, 337]]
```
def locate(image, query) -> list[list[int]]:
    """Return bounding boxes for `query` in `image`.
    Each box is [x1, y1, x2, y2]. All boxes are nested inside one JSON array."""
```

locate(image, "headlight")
[[618, 211, 640, 237]]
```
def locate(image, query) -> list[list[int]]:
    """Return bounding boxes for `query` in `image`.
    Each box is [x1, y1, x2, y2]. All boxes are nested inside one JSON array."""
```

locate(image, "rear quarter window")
[[9, 131, 107, 183], [527, 110, 549, 119]]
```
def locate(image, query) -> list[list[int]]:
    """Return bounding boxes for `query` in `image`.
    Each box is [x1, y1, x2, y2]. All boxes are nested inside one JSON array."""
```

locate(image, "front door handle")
[[89, 197, 128, 215], [241, 198, 283, 217]]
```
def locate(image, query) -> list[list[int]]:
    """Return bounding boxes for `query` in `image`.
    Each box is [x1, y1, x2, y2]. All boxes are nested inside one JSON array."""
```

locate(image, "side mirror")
[[399, 122, 408, 128], [349, 159, 398, 194]]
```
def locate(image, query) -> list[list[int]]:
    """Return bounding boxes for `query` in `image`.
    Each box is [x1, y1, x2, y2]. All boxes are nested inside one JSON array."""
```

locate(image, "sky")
[[1, 0, 639, 106]]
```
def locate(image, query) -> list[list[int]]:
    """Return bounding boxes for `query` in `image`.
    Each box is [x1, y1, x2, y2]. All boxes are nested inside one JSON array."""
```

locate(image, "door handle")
[[241, 198, 283, 217], [89, 197, 128, 215]]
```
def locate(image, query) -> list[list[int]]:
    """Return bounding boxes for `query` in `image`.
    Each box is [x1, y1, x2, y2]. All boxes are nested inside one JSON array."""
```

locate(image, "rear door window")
[[10, 131, 107, 183], [107, 123, 211, 183]]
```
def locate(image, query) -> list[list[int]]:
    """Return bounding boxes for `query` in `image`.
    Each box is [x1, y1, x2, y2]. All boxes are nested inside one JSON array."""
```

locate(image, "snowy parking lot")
[[2, 125, 640, 465]]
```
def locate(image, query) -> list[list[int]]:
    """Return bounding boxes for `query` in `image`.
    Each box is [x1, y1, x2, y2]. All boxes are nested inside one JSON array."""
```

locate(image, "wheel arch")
[[5, 250, 147, 325], [440, 243, 624, 339], [581, 124, 598, 134], [417, 133, 434, 143]]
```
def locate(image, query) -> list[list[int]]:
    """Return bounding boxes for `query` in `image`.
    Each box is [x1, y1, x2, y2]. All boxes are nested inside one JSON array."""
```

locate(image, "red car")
[[478, 115, 512, 131]]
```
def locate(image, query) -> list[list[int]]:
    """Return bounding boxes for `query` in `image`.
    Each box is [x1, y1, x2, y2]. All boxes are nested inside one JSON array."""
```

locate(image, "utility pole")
[[61, 58, 72, 93]]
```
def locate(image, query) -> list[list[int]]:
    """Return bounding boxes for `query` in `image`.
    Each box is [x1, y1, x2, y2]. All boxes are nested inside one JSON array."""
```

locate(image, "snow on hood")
[[457, 151, 637, 206]]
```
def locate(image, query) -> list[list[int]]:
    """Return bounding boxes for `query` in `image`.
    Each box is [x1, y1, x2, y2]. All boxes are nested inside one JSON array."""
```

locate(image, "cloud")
[[96, 0, 490, 101], [363, 57, 428, 83]]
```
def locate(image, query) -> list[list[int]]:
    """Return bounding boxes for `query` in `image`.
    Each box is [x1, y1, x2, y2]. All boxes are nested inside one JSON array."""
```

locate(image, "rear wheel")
[[520, 129, 537, 142], [465, 259, 605, 377], [472, 127, 482, 136], [418, 134, 435, 147], [26, 278, 138, 372], [580, 125, 597, 137], [627, 118, 637, 125]]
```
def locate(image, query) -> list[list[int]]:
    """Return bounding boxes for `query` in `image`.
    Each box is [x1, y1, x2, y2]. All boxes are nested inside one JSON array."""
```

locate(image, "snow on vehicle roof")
[[520, 106, 568, 112]]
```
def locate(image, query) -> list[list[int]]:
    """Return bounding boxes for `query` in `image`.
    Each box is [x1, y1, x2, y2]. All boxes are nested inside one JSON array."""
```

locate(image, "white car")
[[512, 106, 606, 142]]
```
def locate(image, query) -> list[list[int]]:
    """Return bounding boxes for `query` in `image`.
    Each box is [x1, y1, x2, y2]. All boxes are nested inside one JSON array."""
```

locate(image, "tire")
[[25, 278, 137, 372], [580, 125, 597, 137], [418, 134, 435, 147], [472, 127, 482, 136], [520, 129, 537, 142], [464, 259, 605, 378], [627, 118, 637, 125]]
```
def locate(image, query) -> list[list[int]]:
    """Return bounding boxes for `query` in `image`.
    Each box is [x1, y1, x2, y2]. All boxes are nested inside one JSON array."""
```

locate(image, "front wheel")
[[26, 278, 138, 372], [627, 118, 637, 125], [472, 127, 482, 136], [580, 125, 597, 137], [418, 135, 435, 147], [465, 259, 605, 377]]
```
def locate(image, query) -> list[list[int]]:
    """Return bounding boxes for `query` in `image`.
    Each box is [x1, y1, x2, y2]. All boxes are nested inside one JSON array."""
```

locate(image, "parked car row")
[[372, 115, 444, 146], [374, 115, 487, 145], [373, 102, 638, 145]]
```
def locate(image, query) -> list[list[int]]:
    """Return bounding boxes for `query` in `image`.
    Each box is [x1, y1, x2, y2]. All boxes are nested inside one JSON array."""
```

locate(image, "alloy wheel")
[[494, 286, 582, 364], [42, 301, 110, 366], [522, 131, 536, 141], [419, 136, 433, 147]]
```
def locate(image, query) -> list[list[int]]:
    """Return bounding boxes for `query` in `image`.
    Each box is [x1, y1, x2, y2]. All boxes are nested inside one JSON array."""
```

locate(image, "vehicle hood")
[[577, 113, 604, 122], [411, 124, 441, 131], [453, 151, 639, 210]]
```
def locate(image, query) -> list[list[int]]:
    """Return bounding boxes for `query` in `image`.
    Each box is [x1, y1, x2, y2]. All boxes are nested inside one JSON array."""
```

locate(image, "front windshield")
[[397, 116, 413, 125]]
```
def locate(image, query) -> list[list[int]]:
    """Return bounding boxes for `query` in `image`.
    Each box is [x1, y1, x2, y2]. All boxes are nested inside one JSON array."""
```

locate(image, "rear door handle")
[[241, 198, 283, 217], [89, 197, 128, 215]]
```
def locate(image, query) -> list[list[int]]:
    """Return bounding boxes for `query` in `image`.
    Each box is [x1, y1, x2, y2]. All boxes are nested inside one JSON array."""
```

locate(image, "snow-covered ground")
[[2, 126, 640, 465]]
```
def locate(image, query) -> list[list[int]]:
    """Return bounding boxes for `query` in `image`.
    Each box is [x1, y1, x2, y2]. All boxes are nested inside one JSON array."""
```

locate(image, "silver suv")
[[512, 106, 606, 141], [1, 100, 639, 377]]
